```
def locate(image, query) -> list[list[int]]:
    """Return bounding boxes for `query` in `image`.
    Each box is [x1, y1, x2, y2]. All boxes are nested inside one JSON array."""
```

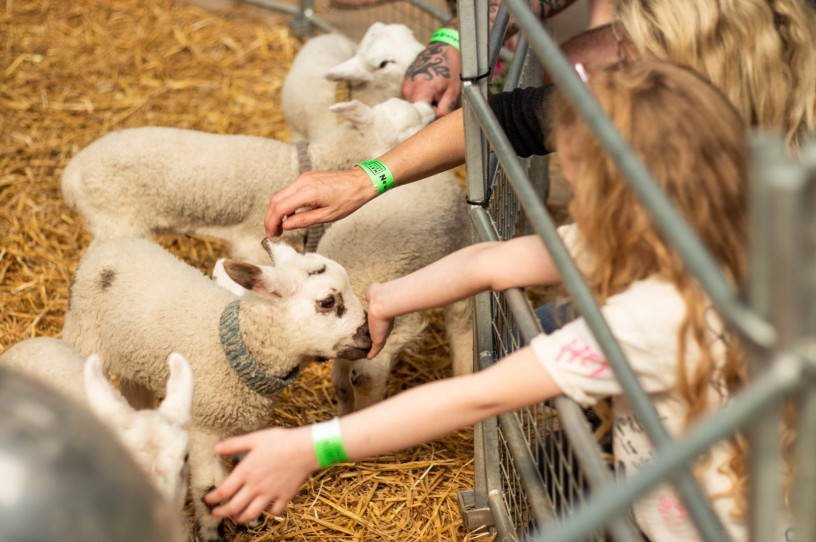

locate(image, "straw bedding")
[[0, 1, 491, 539]]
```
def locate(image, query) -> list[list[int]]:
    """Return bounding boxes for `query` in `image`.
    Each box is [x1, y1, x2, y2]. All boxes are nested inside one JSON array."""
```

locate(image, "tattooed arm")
[[401, 0, 577, 117]]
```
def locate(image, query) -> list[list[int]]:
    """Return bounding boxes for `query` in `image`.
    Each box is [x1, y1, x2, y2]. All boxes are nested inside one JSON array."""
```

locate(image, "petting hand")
[[365, 282, 395, 360], [401, 42, 462, 117], [264, 168, 378, 237], [204, 426, 317, 523]]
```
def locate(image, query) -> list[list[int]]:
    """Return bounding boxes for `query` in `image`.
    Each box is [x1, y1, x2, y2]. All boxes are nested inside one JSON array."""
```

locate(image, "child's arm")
[[366, 234, 560, 358], [204, 344, 561, 523]]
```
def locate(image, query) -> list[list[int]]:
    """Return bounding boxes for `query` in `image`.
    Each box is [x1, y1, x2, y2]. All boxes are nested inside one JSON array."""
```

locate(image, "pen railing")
[[457, 0, 816, 541]]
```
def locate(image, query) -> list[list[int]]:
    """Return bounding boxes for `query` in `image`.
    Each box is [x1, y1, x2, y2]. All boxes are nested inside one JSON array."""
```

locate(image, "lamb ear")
[[261, 237, 299, 267], [324, 56, 370, 83], [158, 353, 194, 428], [223, 259, 289, 298], [330, 99, 372, 126], [212, 258, 247, 297], [84, 354, 137, 422]]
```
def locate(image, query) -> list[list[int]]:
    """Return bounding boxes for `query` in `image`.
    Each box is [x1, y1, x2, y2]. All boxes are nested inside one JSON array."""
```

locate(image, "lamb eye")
[[320, 296, 336, 309], [378, 60, 392, 69]]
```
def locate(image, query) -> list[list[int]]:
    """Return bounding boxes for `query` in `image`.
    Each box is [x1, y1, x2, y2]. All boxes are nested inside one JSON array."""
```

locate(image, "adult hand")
[[264, 168, 377, 237], [364, 282, 395, 360], [401, 42, 462, 117], [204, 426, 316, 522]]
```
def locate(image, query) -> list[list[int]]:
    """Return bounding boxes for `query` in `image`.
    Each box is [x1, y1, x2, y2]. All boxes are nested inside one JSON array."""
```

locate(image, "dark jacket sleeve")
[[488, 84, 556, 157]]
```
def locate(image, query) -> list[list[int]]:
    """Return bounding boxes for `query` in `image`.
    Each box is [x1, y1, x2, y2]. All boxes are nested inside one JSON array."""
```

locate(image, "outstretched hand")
[[365, 282, 395, 360], [264, 168, 378, 237], [204, 426, 316, 523], [401, 42, 462, 118]]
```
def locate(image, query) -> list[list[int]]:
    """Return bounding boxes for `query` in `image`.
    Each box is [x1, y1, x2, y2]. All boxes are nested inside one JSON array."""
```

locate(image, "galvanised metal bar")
[[745, 135, 809, 541], [501, 0, 777, 351], [462, 82, 729, 542], [531, 352, 809, 542]]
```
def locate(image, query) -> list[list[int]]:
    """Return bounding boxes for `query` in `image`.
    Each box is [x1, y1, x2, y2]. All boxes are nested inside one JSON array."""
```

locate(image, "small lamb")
[[62, 237, 372, 542], [214, 172, 474, 414], [0, 337, 193, 515], [282, 22, 426, 141], [60, 97, 435, 263]]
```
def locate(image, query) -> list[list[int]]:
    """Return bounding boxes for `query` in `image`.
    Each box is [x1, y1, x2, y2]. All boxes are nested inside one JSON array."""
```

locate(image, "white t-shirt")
[[528, 225, 793, 542]]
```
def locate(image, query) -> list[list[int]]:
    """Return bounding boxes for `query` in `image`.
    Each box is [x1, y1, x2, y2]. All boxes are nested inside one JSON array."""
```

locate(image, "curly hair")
[[553, 60, 756, 513], [617, 0, 816, 154]]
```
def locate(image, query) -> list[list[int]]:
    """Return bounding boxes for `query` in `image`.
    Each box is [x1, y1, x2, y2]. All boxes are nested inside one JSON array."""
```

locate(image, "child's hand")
[[365, 282, 394, 359], [204, 426, 317, 522]]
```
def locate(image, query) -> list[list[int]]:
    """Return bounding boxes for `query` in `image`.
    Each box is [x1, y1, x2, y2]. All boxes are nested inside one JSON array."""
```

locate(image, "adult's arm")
[[402, 0, 578, 117], [264, 108, 467, 236]]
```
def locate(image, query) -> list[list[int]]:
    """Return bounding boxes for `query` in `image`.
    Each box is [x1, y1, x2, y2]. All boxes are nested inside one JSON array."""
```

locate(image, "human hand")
[[401, 42, 462, 117], [204, 426, 316, 522], [264, 168, 378, 237], [365, 282, 395, 360]]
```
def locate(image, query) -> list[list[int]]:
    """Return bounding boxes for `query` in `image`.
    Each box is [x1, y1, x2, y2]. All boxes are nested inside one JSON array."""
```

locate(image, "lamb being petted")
[[215, 170, 474, 414], [60, 97, 435, 263], [0, 337, 193, 516], [62, 237, 371, 542], [282, 22, 425, 141]]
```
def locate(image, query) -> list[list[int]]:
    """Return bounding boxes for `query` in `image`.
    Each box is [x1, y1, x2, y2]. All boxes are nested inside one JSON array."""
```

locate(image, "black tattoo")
[[405, 43, 452, 82]]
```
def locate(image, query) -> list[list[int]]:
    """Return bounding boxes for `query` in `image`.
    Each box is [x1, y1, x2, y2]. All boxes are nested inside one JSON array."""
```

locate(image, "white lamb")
[[62, 237, 372, 542], [0, 337, 193, 515], [215, 171, 474, 414], [282, 22, 426, 142], [60, 97, 435, 263]]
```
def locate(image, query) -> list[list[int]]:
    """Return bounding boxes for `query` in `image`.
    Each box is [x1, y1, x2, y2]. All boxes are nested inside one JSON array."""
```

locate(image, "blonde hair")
[[553, 61, 754, 510], [617, 0, 816, 153]]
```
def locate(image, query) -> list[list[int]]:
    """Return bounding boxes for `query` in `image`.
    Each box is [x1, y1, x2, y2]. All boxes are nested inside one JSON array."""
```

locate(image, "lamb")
[[282, 22, 426, 142], [215, 171, 474, 414], [0, 337, 193, 515], [62, 236, 372, 542], [60, 97, 435, 263]]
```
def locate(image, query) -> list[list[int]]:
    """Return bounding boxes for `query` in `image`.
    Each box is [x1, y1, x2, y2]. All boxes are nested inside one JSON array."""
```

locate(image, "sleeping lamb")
[[282, 22, 425, 141], [60, 97, 434, 263], [0, 337, 193, 516], [62, 237, 371, 542]]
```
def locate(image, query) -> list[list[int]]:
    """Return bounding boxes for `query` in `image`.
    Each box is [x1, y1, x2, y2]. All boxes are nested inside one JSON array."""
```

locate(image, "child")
[[205, 60, 777, 540]]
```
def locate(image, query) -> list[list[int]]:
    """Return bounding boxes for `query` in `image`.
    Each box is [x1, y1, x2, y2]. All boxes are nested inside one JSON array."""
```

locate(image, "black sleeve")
[[488, 84, 556, 157]]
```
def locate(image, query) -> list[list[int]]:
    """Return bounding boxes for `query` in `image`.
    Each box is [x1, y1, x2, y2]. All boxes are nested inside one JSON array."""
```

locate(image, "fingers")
[[212, 434, 254, 456]]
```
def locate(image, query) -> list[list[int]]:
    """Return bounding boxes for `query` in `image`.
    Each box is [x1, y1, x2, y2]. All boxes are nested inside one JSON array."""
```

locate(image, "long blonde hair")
[[617, 0, 816, 153], [554, 60, 753, 508]]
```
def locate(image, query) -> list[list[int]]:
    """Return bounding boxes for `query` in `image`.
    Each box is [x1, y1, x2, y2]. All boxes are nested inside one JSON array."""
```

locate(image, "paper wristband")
[[311, 417, 349, 469], [429, 28, 460, 51], [357, 159, 394, 195]]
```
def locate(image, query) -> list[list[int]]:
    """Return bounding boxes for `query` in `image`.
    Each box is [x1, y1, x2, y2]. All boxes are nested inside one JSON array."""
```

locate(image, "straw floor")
[[1, 1, 491, 539]]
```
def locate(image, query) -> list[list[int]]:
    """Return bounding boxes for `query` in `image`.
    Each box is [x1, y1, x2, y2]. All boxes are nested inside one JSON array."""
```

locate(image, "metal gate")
[[456, 1, 816, 541]]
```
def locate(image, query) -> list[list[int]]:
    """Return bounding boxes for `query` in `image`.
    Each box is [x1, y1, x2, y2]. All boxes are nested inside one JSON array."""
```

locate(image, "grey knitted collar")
[[219, 299, 290, 396]]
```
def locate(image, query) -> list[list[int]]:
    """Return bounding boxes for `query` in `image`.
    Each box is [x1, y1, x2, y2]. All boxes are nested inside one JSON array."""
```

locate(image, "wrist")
[[311, 417, 349, 469], [429, 27, 460, 51], [356, 159, 395, 196]]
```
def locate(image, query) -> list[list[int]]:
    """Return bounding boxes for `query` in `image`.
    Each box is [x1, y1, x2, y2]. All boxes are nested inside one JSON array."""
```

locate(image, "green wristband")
[[357, 159, 394, 195], [428, 28, 460, 51], [311, 417, 349, 469]]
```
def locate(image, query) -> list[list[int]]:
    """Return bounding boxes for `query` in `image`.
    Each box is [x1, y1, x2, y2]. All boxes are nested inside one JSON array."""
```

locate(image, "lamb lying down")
[[60, 98, 434, 263], [62, 237, 371, 542], [0, 337, 193, 517]]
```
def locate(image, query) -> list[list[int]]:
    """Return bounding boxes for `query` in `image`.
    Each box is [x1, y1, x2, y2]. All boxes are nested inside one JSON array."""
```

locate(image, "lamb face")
[[324, 22, 425, 92], [221, 239, 371, 364]]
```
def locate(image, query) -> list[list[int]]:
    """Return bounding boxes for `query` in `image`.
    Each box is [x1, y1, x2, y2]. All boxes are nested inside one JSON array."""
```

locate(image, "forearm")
[[376, 108, 466, 187], [340, 347, 560, 459], [368, 235, 560, 322]]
